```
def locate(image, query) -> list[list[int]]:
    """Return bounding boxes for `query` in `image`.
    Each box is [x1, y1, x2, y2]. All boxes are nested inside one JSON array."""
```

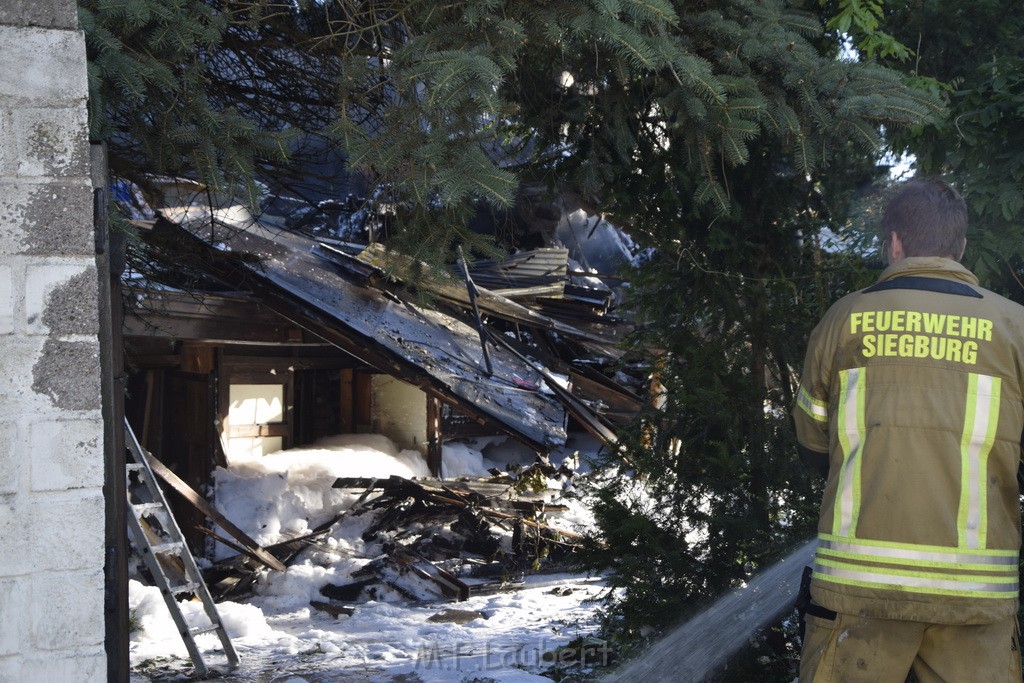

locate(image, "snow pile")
[[129, 579, 277, 661], [212, 432, 598, 551], [254, 512, 378, 603], [213, 434, 430, 552], [442, 432, 603, 480], [440, 435, 539, 477], [130, 574, 607, 682]]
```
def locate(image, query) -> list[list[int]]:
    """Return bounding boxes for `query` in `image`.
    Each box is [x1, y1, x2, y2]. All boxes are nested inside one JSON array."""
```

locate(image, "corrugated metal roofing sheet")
[[465, 248, 568, 292]]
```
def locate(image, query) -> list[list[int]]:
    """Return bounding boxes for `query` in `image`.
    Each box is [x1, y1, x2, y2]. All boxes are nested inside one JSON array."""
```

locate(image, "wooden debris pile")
[[317, 470, 585, 604], [197, 459, 587, 608]]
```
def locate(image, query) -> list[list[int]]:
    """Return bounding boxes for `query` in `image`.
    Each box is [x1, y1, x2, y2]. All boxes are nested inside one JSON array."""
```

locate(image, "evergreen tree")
[[876, 1, 1024, 295], [530, 1, 937, 677], [79, 0, 298, 205]]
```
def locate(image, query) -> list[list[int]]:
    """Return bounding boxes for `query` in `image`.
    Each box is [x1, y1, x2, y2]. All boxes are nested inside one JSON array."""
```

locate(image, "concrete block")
[[0, 338, 95, 417], [0, 498, 27, 576], [0, 422, 17, 495], [0, 499, 104, 609], [0, 183, 27, 255], [0, 181, 94, 256], [0, 578, 25, 656], [31, 338, 102, 411], [0, 649, 106, 683], [0, 0, 80, 30], [0, 180, 94, 256], [0, 265, 12, 335], [0, 27, 88, 103], [20, 181, 94, 256], [0, 656, 20, 683], [29, 570, 104, 650], [29, 420, 103, 491], [0, 337, 43, 409], [25, 261, 96, 335], [27, 494, 104, 573], [13, 107, 90, 178], [42, 265, 99, 336], [0, 112, 11, 177]]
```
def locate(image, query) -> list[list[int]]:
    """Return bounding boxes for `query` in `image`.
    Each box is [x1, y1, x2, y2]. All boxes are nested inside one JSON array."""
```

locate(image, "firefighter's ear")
[[887, 231, 905, 265], [955, 237, 966, 261]]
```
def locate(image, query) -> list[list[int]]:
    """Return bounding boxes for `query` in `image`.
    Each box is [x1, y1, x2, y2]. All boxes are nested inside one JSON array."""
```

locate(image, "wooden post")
[[426, 396, 443, 477], [340, 368, 355, 433], [94, 141, 129, 682], [213, 347, 229, 468], [354, 371, 372, 430]]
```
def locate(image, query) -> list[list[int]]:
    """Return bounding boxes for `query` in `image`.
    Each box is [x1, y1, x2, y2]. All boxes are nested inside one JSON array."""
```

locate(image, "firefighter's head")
[[881, 177, 968, 264]]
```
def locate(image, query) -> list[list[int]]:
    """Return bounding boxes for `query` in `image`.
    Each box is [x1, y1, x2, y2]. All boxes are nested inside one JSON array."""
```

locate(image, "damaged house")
[[121, 187, 647, 570]]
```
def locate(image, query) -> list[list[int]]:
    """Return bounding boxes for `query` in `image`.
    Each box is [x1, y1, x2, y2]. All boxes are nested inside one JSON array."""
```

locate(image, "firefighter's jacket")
[[794, 256, 1024, 624]]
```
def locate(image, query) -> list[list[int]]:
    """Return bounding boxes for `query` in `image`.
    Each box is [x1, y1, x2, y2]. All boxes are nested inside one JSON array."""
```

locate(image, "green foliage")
[[954, 58, 1024, 284], [577, 150, 880, 655], [79, 0, 293, 204], [820, 0, 910, 59], [880, 2, 1024, 297], [84, 0, 938, 264], [319, 0, 935, 258], [561, 1, 934, 671]]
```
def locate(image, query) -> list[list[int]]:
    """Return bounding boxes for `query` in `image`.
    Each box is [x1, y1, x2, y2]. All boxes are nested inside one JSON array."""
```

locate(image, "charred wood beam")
[[486, 331, 625, 461], [350, 243, 617, 350], [457, 246, 493, 376], [145, 451, 286, 572]]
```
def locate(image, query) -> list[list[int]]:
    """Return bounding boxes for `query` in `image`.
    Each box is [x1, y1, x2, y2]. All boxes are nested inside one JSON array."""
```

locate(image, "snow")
[[129, 433, 606, 681], [130, 573, 607, 682]]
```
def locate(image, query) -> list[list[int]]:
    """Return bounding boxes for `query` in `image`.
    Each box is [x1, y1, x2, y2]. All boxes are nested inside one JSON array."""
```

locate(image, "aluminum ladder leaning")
[[124, 418, 239, 677]]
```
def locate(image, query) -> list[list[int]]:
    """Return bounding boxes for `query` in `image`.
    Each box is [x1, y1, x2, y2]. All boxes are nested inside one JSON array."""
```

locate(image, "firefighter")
[[794, 178, 1024, 682]]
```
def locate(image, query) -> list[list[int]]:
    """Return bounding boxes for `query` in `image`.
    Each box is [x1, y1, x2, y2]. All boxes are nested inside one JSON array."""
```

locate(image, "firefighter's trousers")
[[800, 611, 1021, 682]]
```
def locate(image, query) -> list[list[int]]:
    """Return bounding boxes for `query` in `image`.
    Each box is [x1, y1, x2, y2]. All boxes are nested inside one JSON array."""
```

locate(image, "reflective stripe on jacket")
[[794, 257, 1024, 624]]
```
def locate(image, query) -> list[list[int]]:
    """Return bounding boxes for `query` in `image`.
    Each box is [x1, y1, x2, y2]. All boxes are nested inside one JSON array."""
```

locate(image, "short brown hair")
[[881, 177, 968, 259]]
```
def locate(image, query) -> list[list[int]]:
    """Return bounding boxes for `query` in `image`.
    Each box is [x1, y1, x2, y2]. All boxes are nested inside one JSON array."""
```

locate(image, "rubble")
[[201, 460, 588, 610]]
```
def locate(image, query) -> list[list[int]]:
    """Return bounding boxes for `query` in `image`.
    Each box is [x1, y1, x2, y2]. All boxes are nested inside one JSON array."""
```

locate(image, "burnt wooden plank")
[[145, 452, 287, 572], [125, 288, 316, 345], [426, 396, 442, 477]]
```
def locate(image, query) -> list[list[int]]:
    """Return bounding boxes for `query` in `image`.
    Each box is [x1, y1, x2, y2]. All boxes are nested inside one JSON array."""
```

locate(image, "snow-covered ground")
[[129, 572, 607, 682], [128, 434, 608, 682]]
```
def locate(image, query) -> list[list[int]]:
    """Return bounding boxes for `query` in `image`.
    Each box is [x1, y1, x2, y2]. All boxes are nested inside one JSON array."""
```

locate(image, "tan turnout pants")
[[800, 611, 1022, 682]]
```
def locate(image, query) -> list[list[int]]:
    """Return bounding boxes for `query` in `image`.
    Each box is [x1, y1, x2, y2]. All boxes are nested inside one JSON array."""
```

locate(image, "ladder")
[[124, 418, 239, 677]]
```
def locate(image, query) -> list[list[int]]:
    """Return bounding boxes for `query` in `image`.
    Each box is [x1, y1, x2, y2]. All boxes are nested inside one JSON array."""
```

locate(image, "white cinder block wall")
[[0, 1, 107, 681]]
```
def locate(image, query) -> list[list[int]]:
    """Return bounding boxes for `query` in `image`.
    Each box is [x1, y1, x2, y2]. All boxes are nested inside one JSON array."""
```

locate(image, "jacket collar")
[[876, 257, 979, 286]]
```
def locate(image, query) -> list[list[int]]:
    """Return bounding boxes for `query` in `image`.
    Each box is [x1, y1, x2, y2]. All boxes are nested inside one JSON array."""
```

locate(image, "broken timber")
[[145, 450, 286, 572], [317, 473, 584, 603]]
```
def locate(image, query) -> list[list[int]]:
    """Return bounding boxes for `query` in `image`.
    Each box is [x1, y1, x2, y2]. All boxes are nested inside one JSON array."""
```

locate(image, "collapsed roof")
[[135, 212, 642, 454]]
